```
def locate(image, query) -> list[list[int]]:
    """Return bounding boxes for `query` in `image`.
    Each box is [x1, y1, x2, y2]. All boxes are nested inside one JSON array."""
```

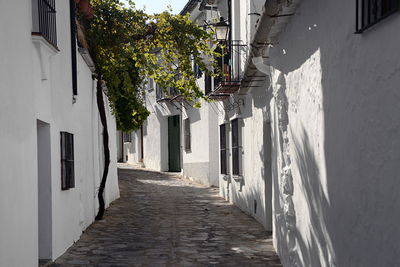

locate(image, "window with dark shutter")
[[231, 119, 241, 176], [184, 118, 191, 151], [220, 124, 228, 175], [355, 0, 399, 33], [205, 75, 212, 95], [214, 45, 223, 87], [60, 132, 74, 190]]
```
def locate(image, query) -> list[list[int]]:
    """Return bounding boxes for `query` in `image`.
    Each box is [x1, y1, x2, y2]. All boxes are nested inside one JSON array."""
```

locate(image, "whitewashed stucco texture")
[[0, 1, 119, 265], [142, 90, 180, 172], [216, 0, 274, 231], [218, 91, 273, 230], [0, 2, 38, 266], [268, 0, 400, 266], [182, 98, 219, 187], [124, 129, 142, 165]]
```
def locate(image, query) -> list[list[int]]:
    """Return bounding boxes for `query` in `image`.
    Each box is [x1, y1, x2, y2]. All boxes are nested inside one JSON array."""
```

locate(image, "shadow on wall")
[[292, 128, 336, 267], [187, 104, 201, 123]]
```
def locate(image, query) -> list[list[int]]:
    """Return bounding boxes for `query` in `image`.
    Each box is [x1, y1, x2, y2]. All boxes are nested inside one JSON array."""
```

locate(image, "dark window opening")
[[193, 61, 203, 79], [214, 45, 223, 87], [205, 75, 212, 95], [355, 0, 399, 33], [220, 124, 228, 175], [60, 132, 74, 190], [231, 119, 241, 176]]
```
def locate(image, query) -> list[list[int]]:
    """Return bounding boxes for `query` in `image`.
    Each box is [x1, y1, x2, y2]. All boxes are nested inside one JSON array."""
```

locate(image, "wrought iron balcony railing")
[[32, 0, 57, 47]]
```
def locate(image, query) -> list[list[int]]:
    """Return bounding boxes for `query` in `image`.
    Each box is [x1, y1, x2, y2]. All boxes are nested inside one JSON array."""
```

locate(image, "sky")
[[120, 0, 190, 15]]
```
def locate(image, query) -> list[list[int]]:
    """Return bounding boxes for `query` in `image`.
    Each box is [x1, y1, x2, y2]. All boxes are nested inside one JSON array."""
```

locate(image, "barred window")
[[32, 0, 57, 47], [220, 124, 228, 175], [231, 119, 242, 176], [60, 132, 74, 190], [355, 0, 399, 33]]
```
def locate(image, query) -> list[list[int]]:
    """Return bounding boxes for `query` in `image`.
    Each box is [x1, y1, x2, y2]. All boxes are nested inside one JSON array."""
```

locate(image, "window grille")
[[34, 0, 57, 47], [60, 132, 74, 190], [355, 0, 399, 33], [231, 119, 242, 176], [220, 124, 228, 175], [184, 118, 191, 151]]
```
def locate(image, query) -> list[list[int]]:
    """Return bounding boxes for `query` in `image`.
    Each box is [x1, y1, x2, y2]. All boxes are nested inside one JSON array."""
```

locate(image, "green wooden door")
[[168, 115, 181, 172]]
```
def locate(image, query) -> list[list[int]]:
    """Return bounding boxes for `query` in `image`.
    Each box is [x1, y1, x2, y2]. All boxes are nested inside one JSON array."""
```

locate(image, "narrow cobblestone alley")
[[50, 164, 282, 267]]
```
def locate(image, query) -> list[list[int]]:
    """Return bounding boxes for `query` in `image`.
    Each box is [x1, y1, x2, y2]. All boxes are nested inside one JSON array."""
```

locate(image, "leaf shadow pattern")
[[291, 127, 337, 267]]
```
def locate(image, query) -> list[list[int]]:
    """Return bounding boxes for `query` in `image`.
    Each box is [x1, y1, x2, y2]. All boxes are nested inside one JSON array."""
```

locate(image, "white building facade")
[[121, 1, 220, 187], [0, 1, 119, 266], [221, 0, 400, 266], [120, 0, 400, 266]]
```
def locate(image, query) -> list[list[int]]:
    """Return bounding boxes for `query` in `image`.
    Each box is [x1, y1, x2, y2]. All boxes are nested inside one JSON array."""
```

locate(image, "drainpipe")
[[238, 0, 284, 94]]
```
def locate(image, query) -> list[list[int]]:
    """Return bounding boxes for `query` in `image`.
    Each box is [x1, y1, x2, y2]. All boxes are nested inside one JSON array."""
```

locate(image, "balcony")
[[206, 80, 241, 101], [32, 0, 57, 48], [206, 40, 246, 101]]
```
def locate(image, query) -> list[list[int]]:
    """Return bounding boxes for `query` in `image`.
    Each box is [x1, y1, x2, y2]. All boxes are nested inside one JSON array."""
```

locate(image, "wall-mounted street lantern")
[[215, 17, 230, 42]]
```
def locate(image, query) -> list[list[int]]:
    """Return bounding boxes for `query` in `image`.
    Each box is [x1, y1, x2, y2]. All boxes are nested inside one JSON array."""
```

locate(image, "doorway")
[[37, 120, 52, 263], [168, 115, 181, 172]]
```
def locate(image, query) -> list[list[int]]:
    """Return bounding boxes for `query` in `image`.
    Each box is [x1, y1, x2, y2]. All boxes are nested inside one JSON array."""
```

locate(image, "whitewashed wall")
[[267, 0, 400, 266], [0, 1, 119, 266], [216, 0, 273, 231], [182, 98, 219, 187], [217, 91, 273, 230], [123, 129, 142, 165], [141, 88, 180, 172], [124, 4, 220, 186]]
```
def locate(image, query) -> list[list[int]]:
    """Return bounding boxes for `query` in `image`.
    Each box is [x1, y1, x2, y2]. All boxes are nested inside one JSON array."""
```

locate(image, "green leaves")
[[84, 0, 222, 131]]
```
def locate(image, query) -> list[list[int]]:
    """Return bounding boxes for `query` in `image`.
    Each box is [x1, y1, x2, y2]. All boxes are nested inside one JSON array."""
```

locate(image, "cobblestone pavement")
[[50, 164, 282, 267]]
